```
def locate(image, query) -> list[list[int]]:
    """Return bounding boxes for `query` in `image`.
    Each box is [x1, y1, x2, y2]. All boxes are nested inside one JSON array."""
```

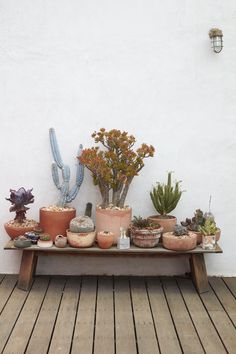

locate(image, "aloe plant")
[[150, 172, 183, 216]]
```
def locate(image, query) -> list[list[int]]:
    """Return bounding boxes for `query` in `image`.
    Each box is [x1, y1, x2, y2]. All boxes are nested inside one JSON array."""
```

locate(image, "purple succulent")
[[6, 187, 34, 223]]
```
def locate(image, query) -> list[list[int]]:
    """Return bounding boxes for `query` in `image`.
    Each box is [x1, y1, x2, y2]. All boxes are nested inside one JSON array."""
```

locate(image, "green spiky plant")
[[199, 219, 218, 236], [150, 172, 183, 217], [131, 216, 156, 229]]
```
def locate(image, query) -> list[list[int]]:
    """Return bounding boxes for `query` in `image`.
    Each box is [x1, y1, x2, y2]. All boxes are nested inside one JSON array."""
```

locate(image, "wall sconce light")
[[209, 28, 223, 53]]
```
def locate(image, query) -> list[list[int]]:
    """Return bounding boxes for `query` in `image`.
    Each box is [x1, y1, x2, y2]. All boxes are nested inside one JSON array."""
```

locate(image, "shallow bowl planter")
[[66, 230, 96, 248], [148, 215, 177, 233], [97, 231, 114, 249], [4, 220, 38, 240], [96, 207, 132, 244], [130, 227, 163, 248], [14, 236, 32, 248], [162, 231, 197, 251]]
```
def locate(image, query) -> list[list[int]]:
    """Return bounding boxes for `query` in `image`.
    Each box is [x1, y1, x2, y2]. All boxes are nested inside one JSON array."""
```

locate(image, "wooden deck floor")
[[0, 275, 235, 354]]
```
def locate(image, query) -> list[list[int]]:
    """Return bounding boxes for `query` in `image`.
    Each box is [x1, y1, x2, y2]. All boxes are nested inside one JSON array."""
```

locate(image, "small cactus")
[[173, 225, 188, 237], [49, 128, 84, 207]]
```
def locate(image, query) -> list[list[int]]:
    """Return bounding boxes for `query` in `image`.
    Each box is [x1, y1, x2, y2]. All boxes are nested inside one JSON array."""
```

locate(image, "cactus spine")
[[49, 128, 84, 207]]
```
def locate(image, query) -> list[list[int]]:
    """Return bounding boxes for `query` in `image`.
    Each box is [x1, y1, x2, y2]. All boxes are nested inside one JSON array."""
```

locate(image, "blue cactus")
[[49, 128, 84, 207]]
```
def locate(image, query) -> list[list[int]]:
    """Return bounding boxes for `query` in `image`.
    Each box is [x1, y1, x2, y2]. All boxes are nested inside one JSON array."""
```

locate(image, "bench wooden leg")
[[190, 254, 209, 293], [18, 251, 38, 291]]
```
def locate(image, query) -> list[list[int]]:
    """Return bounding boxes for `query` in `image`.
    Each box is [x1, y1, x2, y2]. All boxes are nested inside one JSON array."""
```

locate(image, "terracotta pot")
[[55, 235, 67, 248], [95, 207, 132, 244], [4, 221, 38, 240], [67, 230, 96, 248], [39, 208, 76, 241], [97, 231, 114, 249], [131, 227, 163, 248], [148, 215, 177, 233], [162, 231, 197, 251]]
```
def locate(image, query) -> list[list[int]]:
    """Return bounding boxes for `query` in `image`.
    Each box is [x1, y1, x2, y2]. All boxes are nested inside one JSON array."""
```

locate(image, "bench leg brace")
[[18, 251, 38, 291], [190, 254, 209, 293]]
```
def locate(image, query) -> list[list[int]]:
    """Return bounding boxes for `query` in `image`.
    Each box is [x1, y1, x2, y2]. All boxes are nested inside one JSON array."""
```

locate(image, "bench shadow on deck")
[[0, 275, 235, 354]]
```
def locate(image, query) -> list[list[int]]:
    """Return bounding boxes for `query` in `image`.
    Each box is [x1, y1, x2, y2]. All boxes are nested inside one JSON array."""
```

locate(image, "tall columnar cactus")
[[49, 128, 84, 207]]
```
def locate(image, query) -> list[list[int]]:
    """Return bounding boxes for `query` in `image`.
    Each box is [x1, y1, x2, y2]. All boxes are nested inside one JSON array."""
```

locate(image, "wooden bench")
[[4, 240, 222, 293]]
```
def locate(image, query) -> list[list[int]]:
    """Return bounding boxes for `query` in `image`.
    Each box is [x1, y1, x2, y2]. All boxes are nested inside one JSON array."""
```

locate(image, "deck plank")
[[71, 276, 97, 354], [2, 276, 49, 354], [200, 283, 236, 353], [147, 277, 182, 354], [130, 277, 159, 354], [26, 276, 66, 354], [48, 277, 81, 354], [114, 277, 137, 354], [223, 277, 236, 298], [0, 275, 18, 313], [0, 280, 29, 353], [209, 277, 236, 327], [177, 277, 227, 353], [162, 277, 204, 353], [0, 274, 5, 283], [94, 277, 114, 354]]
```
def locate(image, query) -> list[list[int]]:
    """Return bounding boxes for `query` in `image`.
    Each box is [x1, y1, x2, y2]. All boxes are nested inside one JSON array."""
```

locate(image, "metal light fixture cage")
[[209, 28, 223, 53]]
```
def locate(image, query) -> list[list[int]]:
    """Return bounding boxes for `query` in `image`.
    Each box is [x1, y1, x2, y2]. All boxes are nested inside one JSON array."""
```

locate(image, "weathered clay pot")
[[4, 220, 38, 240], [130, 227, 163, 248], [162, 231, 197, 251], [55, 235, 67, 248], [96, 207, 132, 244], [196, 228, 221, 244], [97, 231, 114, 249], [39, 208, 76, 241], [67, 230, 96, 248], [148, 215, 177, 233]]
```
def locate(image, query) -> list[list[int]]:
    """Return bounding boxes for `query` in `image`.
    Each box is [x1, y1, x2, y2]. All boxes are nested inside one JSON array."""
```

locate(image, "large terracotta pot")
[[162, 231, 197, 251], [96, 207, 132, 244], [39, 208, 76, 241], [4, 221, 38, 240], [148, 215, 177, 233]]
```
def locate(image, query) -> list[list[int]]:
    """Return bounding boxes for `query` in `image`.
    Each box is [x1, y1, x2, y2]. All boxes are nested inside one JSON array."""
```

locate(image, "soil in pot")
[[162, 231, 197, 251], [148, 215, 177, 233], [40, 206, 76, 241], [96, 206, 132, 244], [4, 219, 38, 240]]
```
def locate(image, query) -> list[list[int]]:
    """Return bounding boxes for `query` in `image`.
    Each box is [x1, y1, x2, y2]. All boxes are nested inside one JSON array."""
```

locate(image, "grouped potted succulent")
[[199, 219, 218, 250], [79, 128, 155, 243], [4, 187, 38, 239], [40, 128, 84, 241], [129, 216, 163, 248], [37, 234, 53, 248], [162, 225, 197, 251], [149, 172, 183, 232], [181, 209, 206, 244]]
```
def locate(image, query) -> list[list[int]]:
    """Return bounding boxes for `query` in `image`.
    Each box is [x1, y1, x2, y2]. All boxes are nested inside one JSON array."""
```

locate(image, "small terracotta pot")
[[67, 230, 96, 248], [55, 235, 67, 248], [39, 208, 76, 241], [97, 231, 114, 249], [4, 221, 38, 240], [148, 215, 177, 233], [130, 227, 163, 248], [162, 231, 197, 251], [96, 207, 132, 244]]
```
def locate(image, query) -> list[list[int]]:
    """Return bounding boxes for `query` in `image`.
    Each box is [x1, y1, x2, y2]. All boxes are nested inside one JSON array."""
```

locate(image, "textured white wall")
[[1, 0, 236, 275]]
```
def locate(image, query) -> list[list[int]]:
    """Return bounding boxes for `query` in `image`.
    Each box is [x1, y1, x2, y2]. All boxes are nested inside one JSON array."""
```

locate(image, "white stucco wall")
[[1, 0, 235, 275]]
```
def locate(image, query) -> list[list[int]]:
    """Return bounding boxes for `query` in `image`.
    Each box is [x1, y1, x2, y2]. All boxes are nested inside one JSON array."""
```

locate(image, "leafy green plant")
[[131, 216, 156, 229], [39, 234, 51, 241], [199, 219, 218, 236], [150, 172, 183, 216]]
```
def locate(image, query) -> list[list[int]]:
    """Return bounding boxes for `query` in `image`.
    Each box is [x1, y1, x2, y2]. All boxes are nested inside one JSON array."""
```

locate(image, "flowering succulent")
[[6, 187, 34, 223], [79, 128, 155, 208]]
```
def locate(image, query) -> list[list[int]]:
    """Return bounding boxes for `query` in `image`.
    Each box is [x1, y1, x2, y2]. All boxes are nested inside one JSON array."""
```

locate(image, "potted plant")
[[129, 216, 163, 248], [40, 128, 84, 241], [4, 187, 38, 239], [199, 219, 218, 250], [37, 234, 53, 248], [181, 209, 206, 244], [79, 128, 155, 243], [97, 231, 114, 249], [149, 172, 183, 232], [14, 235, 32, 248], [162, 225, 197, 251]]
